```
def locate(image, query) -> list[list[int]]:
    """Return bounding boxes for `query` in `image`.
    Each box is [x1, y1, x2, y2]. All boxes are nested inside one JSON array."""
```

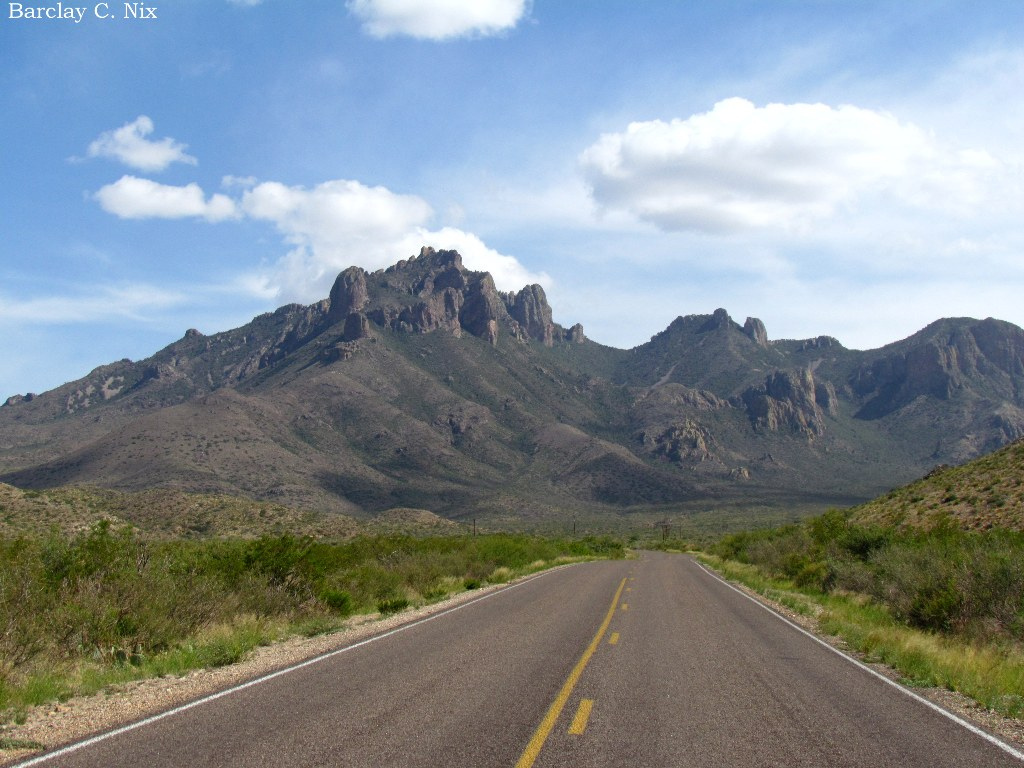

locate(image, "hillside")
[[850, 438, 1024, 531], [0, 483, 363, 539], [3, 247, 1024, 526]]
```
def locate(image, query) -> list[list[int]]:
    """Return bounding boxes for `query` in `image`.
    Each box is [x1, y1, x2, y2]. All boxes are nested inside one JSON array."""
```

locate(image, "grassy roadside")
[[0, 524, 623, 725], [696, 552, 1024, 720]]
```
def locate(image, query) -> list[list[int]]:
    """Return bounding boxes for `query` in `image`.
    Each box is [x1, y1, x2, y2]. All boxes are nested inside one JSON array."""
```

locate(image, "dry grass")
[[852, 438, 1024, 532]]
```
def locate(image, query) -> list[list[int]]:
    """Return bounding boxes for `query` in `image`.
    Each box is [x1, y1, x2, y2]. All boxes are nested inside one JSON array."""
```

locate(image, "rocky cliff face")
[[328, 247, 581, 347], [743, 317, 769, 347], [851, 318, 1024, 420], [327, 266, 369, 322], [740, 368, 836, 438]]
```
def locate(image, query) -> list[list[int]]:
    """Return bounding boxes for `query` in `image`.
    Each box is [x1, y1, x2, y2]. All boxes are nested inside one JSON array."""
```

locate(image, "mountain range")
[[3, 247, 1024, 527]]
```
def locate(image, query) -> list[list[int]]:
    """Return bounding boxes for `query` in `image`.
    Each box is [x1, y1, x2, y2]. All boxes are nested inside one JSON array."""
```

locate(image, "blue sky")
[[3, 1, 1024, 399]]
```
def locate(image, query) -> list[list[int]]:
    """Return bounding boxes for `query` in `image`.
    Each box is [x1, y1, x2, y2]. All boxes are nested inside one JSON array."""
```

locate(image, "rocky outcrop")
[[641, 419, 718, 465], [319, 247, 585, 348], [459, 274, 503, 345], [741, 368, 832, 438], [991, 405, 1024, 443], [701, 308, 734, 332], [798, 336, 840, 352], [255, 303, 332, 374], [327, 266, 369, 323], [342, 312, 370, 342], [639, 383, 727, 411], [743, 317, 768, 347], [505, 285, 556, 346], [816, 379, 839, 416], [2, 393, 35, 407]]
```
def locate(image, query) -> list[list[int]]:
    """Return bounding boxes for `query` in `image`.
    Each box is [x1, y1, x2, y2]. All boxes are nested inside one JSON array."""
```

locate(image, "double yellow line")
[[514, 577, 627, 768]]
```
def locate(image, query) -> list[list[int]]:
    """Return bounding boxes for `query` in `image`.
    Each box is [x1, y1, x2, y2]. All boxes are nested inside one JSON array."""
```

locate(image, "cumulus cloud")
[[347, 0, 528, 40], [579, 97, 1004, 234], [87, 116, 197, 172], [239, 179, 547, 302], [241, 179, 433, 297], [398, 226, 549, 289], [95, 175, 238, 222]]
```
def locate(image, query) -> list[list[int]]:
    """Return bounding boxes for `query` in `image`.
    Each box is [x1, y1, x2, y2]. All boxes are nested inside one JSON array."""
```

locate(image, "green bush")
[[317, 588, 353, 616], [376, 596, 410, 614], [0, 526, 623, 717], [712, 510, 1024, 643]]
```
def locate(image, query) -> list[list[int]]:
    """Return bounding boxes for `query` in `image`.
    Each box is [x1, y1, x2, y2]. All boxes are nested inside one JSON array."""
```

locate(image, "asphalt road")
[[15, 552, 1024, 767]]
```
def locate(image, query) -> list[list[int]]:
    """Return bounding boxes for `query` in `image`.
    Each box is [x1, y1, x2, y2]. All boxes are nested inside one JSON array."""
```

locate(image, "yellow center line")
[[608, 632, 620, 645], [514, 577, 627, 768], [568, 699, 594, 735], [621, 603, 628, 611]]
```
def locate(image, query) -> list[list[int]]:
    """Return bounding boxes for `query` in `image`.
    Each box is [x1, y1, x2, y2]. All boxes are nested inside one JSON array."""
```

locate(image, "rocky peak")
[[459, 273, 504, 345], [327, 266, 369, 323], [327, 248, 583, 348], [743, 317, 768, 347], [505, 284, 556, 346], [700, 308, 734, 332]]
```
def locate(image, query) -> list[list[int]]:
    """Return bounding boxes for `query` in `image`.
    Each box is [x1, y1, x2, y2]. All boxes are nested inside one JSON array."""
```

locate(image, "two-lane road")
[[13, 552, 1024, 767]]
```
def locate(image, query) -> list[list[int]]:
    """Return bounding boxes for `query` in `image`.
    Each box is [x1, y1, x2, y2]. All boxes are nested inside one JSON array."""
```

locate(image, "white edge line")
[[693, 560, 1024, 763], [9, 568, 560, 768]]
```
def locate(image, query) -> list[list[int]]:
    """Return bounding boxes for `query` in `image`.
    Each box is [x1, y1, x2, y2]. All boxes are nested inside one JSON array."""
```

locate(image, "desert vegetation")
[[0, 521, 623, 722], [706, 509, 1024, 716]]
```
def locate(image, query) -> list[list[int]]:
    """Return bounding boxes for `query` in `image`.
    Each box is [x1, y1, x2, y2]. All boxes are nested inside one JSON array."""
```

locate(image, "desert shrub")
[[488, 566, 513, 584], [0, 527, 624, 715], [713, 510, 1024, 643], [376, 596, 410, 614], [317, 588, 353, 616], [0, 539, 54, 686]]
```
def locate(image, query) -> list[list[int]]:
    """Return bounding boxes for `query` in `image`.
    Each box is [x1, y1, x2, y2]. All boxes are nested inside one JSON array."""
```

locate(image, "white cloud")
[[91, 172, 545, 301], [347, 0, 528, 40], [399, 226, 549, 289], [239, 178, 547, 303], [240, 179, 434, 299], [87, 116, 197, 172], [579, 97, 1007, 234], [95, 175, 238, 222]]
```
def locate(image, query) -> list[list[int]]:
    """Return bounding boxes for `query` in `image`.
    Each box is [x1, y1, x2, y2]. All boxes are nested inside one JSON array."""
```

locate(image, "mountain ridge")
[[3, 247, 1023, 526]]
